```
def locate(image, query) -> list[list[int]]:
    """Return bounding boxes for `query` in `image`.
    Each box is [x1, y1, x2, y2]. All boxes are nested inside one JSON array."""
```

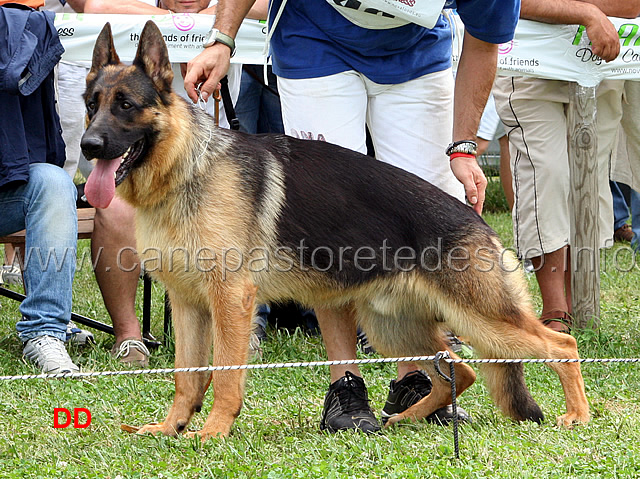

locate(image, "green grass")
[[1, 214, 640, 478]]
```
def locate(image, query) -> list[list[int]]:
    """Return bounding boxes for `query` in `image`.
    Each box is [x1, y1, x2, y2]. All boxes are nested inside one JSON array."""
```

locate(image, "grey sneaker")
[[23, 335, 79, 374], [65, 321, 95, 345], [0, 264, 22, 286], [111, 338, 150, 367]]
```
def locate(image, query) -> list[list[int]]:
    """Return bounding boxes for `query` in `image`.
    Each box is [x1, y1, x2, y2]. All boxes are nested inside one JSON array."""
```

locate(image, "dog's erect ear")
[[89, 23, 120, 77], [133, 20, 174, 97]]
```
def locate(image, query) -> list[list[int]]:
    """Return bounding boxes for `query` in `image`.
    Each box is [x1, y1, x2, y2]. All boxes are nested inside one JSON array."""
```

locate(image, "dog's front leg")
[[195, 280, 258, 441], [138, 294, 213, 437]]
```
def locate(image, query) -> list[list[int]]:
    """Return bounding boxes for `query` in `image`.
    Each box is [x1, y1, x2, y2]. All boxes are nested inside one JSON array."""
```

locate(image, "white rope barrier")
[[2, 354, 639, 381]]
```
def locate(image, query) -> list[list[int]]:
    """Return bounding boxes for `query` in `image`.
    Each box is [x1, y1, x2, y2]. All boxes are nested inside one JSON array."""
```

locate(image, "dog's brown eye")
[[122, 101, 132, 110], [87, 101, 96, 111]]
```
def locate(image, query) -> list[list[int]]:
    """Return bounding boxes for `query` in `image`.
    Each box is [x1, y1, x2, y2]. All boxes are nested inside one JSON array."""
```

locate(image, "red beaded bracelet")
[[449, 152, 476, 161]]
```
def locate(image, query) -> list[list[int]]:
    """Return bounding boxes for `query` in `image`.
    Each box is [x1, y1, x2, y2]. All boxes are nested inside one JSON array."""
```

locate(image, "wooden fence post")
[[567, 82, 600, 329]]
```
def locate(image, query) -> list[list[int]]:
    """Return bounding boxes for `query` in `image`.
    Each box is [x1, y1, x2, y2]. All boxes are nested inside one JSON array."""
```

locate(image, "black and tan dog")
[[80, 21, 590, 440]]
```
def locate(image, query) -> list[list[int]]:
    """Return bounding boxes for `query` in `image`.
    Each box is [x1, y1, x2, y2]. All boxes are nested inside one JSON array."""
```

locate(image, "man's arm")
[[449, 31, 497, 215], [521, 0, 640, 62], [184, 0, 257, 103]]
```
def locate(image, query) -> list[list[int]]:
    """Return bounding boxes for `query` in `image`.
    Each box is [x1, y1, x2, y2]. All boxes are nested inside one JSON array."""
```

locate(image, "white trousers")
[[277, 69, 465, 201]]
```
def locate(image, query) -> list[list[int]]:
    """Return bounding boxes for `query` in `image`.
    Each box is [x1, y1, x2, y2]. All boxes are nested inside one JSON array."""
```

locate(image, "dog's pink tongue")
[[84, 157, 121, 209]]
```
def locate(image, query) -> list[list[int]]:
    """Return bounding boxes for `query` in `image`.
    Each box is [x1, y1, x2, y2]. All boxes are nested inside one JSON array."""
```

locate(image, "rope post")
[[568, 82, 600, 329], [434, 351, 460, 460]]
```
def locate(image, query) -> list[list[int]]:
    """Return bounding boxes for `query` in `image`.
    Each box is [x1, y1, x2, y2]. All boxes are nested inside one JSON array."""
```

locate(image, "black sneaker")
[[381, 370, 471, 425], [320, 371, 381, 433]]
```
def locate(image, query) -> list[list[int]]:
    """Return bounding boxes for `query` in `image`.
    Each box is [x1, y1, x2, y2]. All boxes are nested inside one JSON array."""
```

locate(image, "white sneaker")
[[23, 335, 80, 374], [65, 321, 95, 345], [0, 265, 22, 286]]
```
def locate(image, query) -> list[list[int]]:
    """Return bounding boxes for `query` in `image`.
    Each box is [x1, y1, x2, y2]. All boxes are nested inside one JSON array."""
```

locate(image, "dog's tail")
[[479, 362, 544, 423]]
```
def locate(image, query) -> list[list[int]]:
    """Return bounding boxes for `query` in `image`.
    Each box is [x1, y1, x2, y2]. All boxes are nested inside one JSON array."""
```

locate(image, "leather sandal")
[[539, 310, 572, 334]]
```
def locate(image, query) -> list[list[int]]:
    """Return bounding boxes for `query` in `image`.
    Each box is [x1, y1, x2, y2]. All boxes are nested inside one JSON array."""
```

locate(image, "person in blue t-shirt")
[[184, 0, 519, 433]]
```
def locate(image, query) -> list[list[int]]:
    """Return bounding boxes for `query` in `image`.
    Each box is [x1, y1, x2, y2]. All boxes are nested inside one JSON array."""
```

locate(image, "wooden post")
[[567, 83, 600, 329]]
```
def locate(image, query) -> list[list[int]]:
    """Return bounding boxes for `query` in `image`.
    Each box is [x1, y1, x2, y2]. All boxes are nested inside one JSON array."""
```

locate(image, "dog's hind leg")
[[197, 280, 258, 440], [540, 329, 590, 427], [359, 307, 477, 426], [462, 313, 589, 427], [138, 293, 214, 437]]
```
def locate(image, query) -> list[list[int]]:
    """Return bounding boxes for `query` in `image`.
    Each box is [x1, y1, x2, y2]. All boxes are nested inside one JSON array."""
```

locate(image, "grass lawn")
[[1, 211, 640, 478]]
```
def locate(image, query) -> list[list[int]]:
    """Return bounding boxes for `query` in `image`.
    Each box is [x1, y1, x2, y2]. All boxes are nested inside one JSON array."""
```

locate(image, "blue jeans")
[[611, 181, 631, 231], [0, 164, 77, 341], [631, 191, 640, 251], [611, 180, 640, 250], [235, 65, 284, 134]]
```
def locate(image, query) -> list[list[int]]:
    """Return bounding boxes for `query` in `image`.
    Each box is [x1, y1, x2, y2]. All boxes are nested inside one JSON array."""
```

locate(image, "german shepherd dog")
[[81, 21, 590, 440]]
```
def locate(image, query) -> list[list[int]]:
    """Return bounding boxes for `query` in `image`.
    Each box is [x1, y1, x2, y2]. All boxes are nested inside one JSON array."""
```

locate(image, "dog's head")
[[80, 21, 174, 208]]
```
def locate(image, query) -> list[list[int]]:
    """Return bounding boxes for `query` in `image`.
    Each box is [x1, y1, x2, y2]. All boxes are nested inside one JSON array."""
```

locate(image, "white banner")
[[54, 14, 640, 85], [54, 13, 267, 65], [495, 18, 640, 86]]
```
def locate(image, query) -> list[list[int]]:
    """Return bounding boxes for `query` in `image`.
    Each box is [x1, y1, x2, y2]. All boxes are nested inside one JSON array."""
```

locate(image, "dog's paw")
[[183, 428, 229, 442], [556, 412, 590, 428], [136, 422, 178, 437], [382, 414, 405, 427]]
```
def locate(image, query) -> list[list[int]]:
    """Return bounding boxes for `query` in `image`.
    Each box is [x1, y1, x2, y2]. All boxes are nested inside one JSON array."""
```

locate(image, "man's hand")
[[584, 8, 621, 62], [450, 156, 487, 215], [184, 44, 232, 103], [183, 0, 260, 102]]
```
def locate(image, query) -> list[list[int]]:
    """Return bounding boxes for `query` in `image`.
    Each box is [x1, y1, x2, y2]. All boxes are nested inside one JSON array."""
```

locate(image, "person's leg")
[[494, 77, 573, 330], [476, 92, 502, 157], [91, 196, 148, 364], [630, 188, 640, 251], [313, 307, 359, 383], [1, 243, 22, 285], [0, 164, 79, 373], [595, 80, 625, 248], [315, 306, 380, 433], [531, 247, 572, 332], [7, 164, 77, 342], [257, 65, 284, 134], [279, 73, 383, 432], [278, 71, 369, 152], [278, 72, 369, 381], [235, 68, 262, 134], [476, 137, 491, 157], [610, 180, 634, 243], [497, 135, 514, 210]]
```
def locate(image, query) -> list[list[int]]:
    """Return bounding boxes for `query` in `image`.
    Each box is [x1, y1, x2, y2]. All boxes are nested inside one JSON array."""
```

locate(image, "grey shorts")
[[493, 76, 623, 259]]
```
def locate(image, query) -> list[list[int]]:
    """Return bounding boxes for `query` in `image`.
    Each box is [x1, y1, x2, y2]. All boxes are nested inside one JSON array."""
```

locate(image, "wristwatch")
[[445, 140, 478, 157], [203, 28, 236, 57]]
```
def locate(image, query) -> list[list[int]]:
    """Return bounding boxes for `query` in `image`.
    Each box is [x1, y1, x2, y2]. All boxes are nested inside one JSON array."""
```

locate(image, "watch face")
[[203, 28, 218, 47]]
